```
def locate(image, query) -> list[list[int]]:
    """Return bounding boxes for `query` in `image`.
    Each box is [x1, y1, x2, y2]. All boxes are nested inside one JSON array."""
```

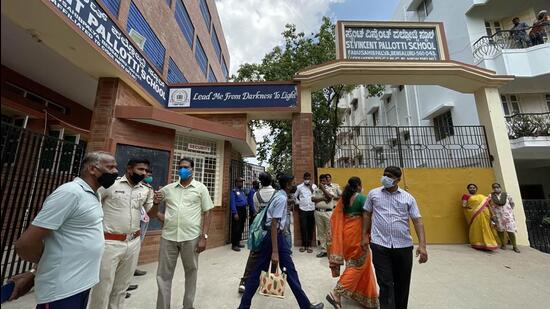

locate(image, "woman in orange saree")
[[327, 177, 378, 308], [462, 183, 498, 251]]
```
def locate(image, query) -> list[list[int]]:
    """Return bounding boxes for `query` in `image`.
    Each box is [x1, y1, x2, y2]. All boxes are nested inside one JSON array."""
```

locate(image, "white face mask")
[[304, 180, 310, 185], [381, 176, 395, 189]]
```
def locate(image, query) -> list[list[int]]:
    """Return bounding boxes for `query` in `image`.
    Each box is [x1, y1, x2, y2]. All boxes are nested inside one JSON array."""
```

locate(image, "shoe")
[[238, 243, 245, 248], [316, 252, 327, 258], [299, 247, 306, 252], [126, 284, 138, 291], [238, 282, 245, 294], [232, 246, 241, 252], [307, 248, 313, 253], [310, 302, 324, 309], [513, 247, 521, 253], [125, 292, 131, 299], [134, 269, 147, 276]]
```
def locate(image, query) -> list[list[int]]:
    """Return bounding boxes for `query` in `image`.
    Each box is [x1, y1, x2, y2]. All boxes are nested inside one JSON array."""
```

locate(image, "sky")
[[214, 0, 400, 165]]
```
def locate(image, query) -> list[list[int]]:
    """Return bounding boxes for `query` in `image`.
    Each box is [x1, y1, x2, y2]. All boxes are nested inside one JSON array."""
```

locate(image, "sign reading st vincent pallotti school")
[[336, 21, 449, 61], [48, 0, 168, 104], [167, 83, 298, 109]]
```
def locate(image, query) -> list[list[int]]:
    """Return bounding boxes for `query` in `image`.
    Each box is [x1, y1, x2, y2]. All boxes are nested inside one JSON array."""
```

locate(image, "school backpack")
[[247, 190, 278, 251]]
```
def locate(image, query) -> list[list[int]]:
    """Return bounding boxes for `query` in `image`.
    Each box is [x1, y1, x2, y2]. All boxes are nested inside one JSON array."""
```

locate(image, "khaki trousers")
[[315, 210, 332, 252], [89, 237, 141, 309], [156, 237, 199, 309]]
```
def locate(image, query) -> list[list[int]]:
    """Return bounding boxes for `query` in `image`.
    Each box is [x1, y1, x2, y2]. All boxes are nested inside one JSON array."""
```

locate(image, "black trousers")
[[370, 243, 413, 309], [298, 209, 315, 247], [231, 207, 247, 246]]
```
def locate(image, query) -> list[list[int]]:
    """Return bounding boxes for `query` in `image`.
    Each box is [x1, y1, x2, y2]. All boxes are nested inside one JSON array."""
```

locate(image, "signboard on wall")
[[167, 83, 298, 109], [336, 21, 448, 61], [48, 0, 168, 104]]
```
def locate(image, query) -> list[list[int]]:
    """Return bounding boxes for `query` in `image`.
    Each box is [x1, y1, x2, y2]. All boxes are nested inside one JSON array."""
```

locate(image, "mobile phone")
[[1, 281, 15, 303]]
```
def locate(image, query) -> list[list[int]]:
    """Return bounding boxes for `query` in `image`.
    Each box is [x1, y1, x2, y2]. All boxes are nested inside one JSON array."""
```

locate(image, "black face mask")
[[98, 171, 118, 189], [130, 173, 145, 184]]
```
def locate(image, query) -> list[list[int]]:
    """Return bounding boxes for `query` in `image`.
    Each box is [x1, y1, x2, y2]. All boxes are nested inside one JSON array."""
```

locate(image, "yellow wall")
[[318, 168, 495, 244]]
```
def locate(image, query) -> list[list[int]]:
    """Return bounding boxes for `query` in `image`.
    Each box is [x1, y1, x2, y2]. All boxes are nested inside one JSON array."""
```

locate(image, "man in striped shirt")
[[361, 166, 428, 309]]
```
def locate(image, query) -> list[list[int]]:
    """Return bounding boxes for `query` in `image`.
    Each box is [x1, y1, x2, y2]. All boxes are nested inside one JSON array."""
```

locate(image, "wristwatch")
[[202, 233, 208, 239]]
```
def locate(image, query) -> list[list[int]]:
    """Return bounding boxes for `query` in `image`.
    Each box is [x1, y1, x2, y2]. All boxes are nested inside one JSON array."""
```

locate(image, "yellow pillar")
[[474, 87, 529, 245]]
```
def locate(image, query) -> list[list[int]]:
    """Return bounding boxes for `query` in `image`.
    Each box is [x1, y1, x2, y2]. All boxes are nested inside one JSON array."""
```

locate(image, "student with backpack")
[[238, 174, 324, 309], [238, 172, 276, 293]]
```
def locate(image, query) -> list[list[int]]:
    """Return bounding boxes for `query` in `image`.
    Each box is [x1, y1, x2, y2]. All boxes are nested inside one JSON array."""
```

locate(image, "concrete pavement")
[[4, 245, 550, 308]]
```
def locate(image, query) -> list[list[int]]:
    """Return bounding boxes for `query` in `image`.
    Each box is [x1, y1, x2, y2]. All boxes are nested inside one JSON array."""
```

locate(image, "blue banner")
[[49, 0, 168, 104], [167, 84, 298, 109]]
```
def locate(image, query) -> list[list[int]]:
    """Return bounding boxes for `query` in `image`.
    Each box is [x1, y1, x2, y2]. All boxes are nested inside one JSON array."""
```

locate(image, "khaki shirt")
[[100, 175, 153, 234], [313, 184, 341, 210], [159, 179, 214, 242]]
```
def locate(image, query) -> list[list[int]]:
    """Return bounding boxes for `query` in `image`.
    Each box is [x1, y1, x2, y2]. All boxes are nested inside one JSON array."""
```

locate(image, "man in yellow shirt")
[[154, 157, 214, 309]]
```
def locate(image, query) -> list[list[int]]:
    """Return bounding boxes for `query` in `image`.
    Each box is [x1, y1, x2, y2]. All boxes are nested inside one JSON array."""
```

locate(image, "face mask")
[[380, 176, 395, 189], [179, 167, 192, 181], [97, 169, 118, 189], [304, 180, 310, 185], [143, 176, 153, 184], [130, 173, 145, 184], [493, 188, 501, 193]]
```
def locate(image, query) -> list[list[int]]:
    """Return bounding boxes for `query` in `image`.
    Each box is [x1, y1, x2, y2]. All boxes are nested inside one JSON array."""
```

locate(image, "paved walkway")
[[5, 245, 550, 308]]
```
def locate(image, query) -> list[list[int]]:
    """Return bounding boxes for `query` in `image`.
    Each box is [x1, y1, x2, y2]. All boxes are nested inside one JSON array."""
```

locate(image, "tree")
[[234, 17, 381, 175]]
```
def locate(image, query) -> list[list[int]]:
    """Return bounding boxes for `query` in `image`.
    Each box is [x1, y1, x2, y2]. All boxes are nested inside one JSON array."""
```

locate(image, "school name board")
[[167, 84, 298, 109], [49, 0, 168, 104], [337, 22, 448, 61]]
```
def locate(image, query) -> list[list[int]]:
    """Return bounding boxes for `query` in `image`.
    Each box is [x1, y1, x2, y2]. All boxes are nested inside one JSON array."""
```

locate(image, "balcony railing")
[[505, 112, 550, 139], [472, 24, 549, 61]]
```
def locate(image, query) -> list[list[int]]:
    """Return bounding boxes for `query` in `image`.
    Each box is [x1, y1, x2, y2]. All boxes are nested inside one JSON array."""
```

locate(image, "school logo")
[[168, 88, 191, 107]]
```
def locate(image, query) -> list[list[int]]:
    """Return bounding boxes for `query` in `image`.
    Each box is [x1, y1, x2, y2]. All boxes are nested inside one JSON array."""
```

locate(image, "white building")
[[337, 0, 550, 199]]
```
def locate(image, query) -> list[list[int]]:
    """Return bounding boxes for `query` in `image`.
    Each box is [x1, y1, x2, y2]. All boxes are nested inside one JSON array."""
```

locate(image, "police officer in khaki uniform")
[[89, 158, 154, 309], [312, 174, 341, 258]]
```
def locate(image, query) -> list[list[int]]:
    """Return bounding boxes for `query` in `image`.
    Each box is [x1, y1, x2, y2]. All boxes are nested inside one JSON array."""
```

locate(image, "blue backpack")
[[247, 190, 278, 251]]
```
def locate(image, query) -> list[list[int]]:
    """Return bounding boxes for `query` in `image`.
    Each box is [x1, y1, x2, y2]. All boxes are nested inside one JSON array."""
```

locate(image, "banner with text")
[[49, 0, 168, 104], [168, 84, 298, 109], [338, 22, 447, 61]]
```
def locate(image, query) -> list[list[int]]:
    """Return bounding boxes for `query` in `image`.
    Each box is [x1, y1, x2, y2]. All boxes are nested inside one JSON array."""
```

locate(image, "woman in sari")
[[489, 183, 520, 253], [326, 177, 378, 308], [461, 183, 498, 251]]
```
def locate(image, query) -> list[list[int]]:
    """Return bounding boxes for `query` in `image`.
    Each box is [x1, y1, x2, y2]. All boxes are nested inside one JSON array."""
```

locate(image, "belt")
[[104, 230, 141, 241], [316, 208, 332, 212]]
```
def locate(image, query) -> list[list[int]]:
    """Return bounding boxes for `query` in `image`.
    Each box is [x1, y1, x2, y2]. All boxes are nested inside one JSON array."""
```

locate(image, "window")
[[195, 39, 208, 77], [350, 98, 358, 111], [127, 2, 166, 71], [501, 95, 521, 116], [546, 94, 550, 111], [433, 111, 454, 141], [211, 27, 222, 61], [372, 110, 379, 126], [221, 56, 229, 80], [484, 21, 502, 37], [208, 66, 217, 82], [167, 58, 188, 84], [199, 0, 211, 30], [175, 0, 194, 48], [417, 0, 432, 21], [100, 0, 120, 16]]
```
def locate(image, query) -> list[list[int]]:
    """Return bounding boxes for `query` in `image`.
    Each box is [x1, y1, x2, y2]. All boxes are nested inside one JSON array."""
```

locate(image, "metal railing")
[[1, 122, 86, 283], [472, 24, 549, 61], [523, 199, 550, 254], [334, 126, 491, 168], [505, 112, 550, 139]]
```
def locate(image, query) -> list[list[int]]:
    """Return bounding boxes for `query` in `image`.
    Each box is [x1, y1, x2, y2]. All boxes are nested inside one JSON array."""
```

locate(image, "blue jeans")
[[36, 289, 90, 309], [238, 232, 311, 309]]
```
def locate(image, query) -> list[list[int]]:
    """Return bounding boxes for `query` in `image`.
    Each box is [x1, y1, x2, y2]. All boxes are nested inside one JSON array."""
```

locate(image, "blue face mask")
[[381, 176, 395, 189], [179, 167, 192, 181], [143, 176, 153, 184]]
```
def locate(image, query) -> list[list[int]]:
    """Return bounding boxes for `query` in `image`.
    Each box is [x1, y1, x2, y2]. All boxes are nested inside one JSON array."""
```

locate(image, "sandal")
[[307, 248, 313, 253], [299, 247, 306, 252], [326, 292, 341, 309]]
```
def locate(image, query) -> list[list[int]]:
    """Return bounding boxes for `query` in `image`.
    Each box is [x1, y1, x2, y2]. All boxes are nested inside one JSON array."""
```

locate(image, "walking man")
[[361, 166, 428, 309], [295, 172, 317, 253], [154, 157, 213, 309], [89, 158, 153, 309], [238, 175, 324, 309], [15, 151, 118, 309], [313, 174, 340, 258], [231, 177, 250, 251]]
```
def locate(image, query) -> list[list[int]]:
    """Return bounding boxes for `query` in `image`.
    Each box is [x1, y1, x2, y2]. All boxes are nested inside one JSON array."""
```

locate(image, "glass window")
[[221, 56, 229, 80], [501, 95, 510, 115], [433, 111, 454, 141], [546, 94, 550, 111], [195, 39, 208, 77], [175, 0, 194, 48], [100, 0, 120, 16], [127, 1, 166, 71], [509, 95, 521, 114], [208, 66, 217, 82], [167, 58, 188, 84], [211, 27, 222, 61], [199, 0, 211, 30]]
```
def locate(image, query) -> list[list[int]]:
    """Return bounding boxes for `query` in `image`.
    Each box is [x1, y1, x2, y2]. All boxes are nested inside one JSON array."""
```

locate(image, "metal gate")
[[227, 160, 254, 244], [1, 122, 86, 283], [523, 200, 550, 253]]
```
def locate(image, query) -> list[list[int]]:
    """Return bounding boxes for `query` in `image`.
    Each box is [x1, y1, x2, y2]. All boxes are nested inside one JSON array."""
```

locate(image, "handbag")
[[258, 263, 287, 298]]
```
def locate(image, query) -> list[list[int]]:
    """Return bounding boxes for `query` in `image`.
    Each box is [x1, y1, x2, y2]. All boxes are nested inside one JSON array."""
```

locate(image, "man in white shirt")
[[295, 172, 317, 253]]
